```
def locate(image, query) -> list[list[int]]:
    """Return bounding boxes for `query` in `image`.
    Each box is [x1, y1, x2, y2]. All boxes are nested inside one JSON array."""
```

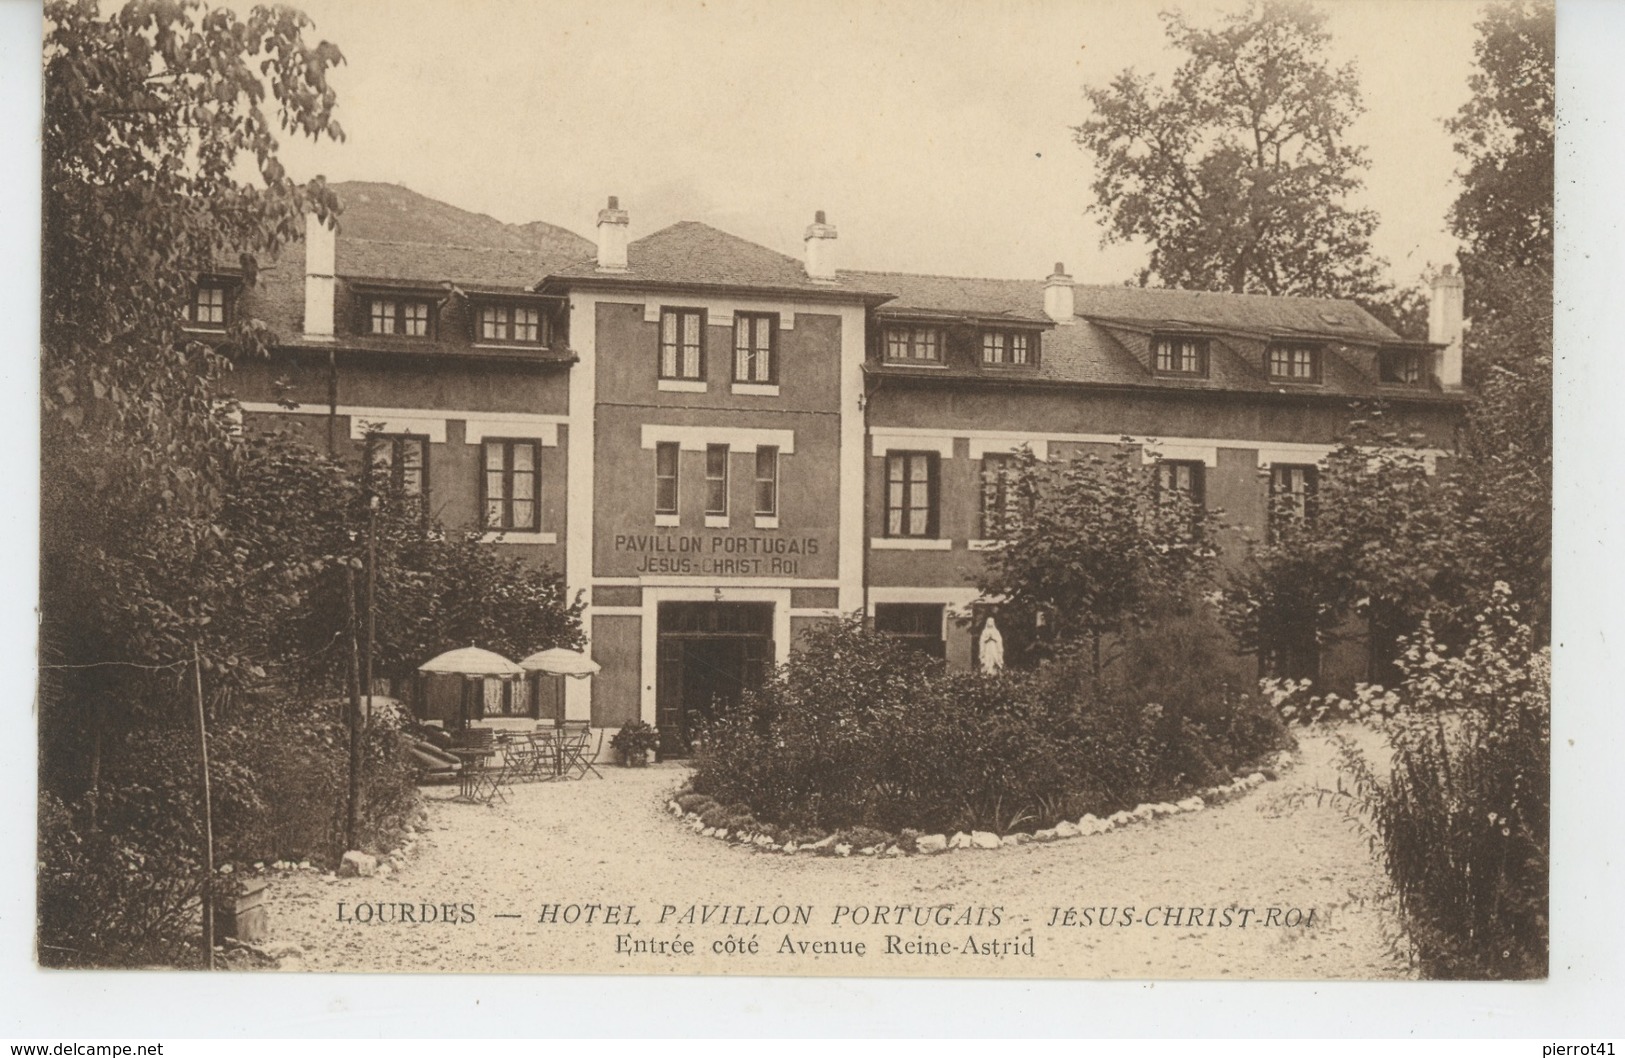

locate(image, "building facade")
[[219, 183, 1466, 752]]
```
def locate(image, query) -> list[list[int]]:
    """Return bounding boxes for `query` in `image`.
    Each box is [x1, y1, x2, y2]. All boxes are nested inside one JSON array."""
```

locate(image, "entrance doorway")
[[655, 602, 774, 758]]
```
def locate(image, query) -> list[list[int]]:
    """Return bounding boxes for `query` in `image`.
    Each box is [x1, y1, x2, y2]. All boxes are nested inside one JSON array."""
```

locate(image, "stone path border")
[[667, 749, 1297, 859]]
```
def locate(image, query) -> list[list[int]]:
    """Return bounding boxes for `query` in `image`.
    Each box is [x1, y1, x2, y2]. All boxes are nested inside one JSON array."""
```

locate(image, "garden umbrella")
[[418, 646, 525, 677], [519, 647, 600, 722], [518, 647, 601, 678], [978, 617, 1005, 674], [417, 647, 524, 729]]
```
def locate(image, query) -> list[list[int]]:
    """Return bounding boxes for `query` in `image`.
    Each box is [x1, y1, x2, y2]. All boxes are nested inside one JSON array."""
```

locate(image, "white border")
[[7, 3, 1623, 1039]]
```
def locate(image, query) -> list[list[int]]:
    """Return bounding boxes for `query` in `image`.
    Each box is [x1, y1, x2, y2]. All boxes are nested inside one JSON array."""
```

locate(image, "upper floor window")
[[1379, 349, 1425, 386], [660, 308, 705, 380], [367, 434, 428, 500], [754, 446, 779, 517], [981, 330, 1035, 367], [1154, 336, 1207, 377], [369, 298, 432, 338], [1269, 464, 1318, 534], [734, 313, 777, 384], [654, 442, 680, 516], [705, 444, 730, 519], [481, 439, 540, 532], [478, 304, 544, 345], [980, 454, 1016, 538], [1155, 460, 1205, 508], [189, 283, 231, 329], [885, 451, 939, 537], [884, 326, 943, 363], [1267, 343, 1321, 382]]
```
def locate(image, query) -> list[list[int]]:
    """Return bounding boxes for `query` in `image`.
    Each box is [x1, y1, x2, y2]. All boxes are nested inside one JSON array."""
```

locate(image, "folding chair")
[[526, 729, 562, 780], [558, 721, 604, 781]]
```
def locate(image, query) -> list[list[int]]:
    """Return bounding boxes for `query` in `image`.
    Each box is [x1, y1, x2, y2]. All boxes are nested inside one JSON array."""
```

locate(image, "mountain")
[[330, 181, 591, 257]]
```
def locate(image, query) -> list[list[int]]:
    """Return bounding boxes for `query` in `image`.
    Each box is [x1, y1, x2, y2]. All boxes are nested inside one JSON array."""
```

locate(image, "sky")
[[253, 0, 1488, 289]]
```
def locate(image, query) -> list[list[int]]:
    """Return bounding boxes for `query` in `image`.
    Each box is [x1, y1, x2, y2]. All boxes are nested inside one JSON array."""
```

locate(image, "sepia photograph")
[[33, 0, 1562, 997]]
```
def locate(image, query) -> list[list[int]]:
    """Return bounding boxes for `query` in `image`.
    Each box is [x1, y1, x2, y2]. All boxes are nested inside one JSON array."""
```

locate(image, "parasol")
[[518, 647, 601, 679], [418, 646, 524, 677]]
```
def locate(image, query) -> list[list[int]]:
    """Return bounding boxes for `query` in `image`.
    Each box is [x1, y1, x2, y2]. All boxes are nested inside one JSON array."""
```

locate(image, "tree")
[[975, 443, 1219, 672], [1446, 0, 1554, 280], [1445, 0, 1553, 639], [1221, 415, 1469, 687], [41, 0, 347, 800], [1074, 0, 1385, 299]]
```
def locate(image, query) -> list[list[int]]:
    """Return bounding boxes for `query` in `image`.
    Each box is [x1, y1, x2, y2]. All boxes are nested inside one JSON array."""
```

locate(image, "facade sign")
[[613, 532, 821, 576]]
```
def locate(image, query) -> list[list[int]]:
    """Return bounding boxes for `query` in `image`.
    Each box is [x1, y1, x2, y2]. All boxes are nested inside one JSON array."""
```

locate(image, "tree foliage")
[[1074, 0, 1385, 299], [41, 0, 347, 797], [1446, 0, 1555, 279], [974, 443, 1219, 669], [1445, 0, 1553, 640], [1221, 415, 1467, 685]]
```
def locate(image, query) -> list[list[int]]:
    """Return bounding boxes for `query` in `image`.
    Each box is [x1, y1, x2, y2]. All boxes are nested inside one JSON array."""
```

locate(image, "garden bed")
[[668, 748, 1296, 859]]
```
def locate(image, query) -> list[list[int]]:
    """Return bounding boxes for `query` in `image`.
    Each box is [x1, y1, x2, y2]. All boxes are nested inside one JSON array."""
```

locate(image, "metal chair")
[[557, 721, 604, 781]]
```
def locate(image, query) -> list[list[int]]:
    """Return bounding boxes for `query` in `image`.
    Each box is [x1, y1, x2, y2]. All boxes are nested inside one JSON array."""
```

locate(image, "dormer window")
[[1153, 336, 1208, 377], [1379, 349, 1425, 386], [981, 330, 1035, 367], [477, 304, 545, 345], [193, 285, 227, 327], [884, 326, 943, 363], [369, 298, 432, 337], [1267, 343, 1321, 382]]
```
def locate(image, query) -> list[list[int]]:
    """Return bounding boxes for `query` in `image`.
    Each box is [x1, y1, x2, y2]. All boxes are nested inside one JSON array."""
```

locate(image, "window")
[[660, 308, 705, 380], [478, 304, 544, 344], [481, 439, 540, 531], [1154, 336, 1207, 377], [705, 444, 729, 518], [980, 454, 1015, 538], [367, 434, 428, 499], [1155, 460, 1205, 508], [1379, 349, 1424, 385], [734, 313, 777, 384], [885, 452, 938, 537], [981, 330, 1034, 366], [654, 442, 680, 516], [883, 326, 943, 363], [368, 298, 433, 338], [754, 446, 778, 517], [1267, 343, 1320, 382], [873, 603, 946, 659], [190, 284, 229, 328], [1269, 464, 1318, 533]]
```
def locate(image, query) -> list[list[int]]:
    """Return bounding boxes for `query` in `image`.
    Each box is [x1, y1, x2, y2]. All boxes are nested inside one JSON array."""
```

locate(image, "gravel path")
[[261, 728, 1411, 978]]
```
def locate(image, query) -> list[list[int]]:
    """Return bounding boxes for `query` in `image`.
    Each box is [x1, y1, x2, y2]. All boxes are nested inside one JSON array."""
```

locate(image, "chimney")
[[804, 210, 837, 282], [1429, 265, 1465, 389], [1044, 262, 1075, 323], [596, 195, 629, 272], [303, 212, 336, 339]]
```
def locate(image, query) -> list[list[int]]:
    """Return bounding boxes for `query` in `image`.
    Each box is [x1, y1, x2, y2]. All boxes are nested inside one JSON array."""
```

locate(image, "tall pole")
[[344, 563, 362, 856], [365, 496, 377, 719], [192, 643, 215, 970], [326, 349, 338, 458]]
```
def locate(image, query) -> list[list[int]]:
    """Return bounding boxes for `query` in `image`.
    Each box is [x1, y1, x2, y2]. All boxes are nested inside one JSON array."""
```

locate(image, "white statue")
[[978, 616, 1005, 674]]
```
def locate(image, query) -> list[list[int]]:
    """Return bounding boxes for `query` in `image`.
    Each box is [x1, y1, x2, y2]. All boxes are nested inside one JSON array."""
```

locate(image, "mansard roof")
[[847, 268, 1401, 345]]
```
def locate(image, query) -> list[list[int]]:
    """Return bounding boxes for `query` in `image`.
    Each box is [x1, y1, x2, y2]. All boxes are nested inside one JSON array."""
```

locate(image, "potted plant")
[[610, 721, 660, 767]]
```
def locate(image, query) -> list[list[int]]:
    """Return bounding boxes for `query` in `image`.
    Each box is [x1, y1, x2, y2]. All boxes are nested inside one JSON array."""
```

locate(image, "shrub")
[[1333, 584, 1548, 979], [691, 611, 1288, 837], [37, 693, 420, 968]]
